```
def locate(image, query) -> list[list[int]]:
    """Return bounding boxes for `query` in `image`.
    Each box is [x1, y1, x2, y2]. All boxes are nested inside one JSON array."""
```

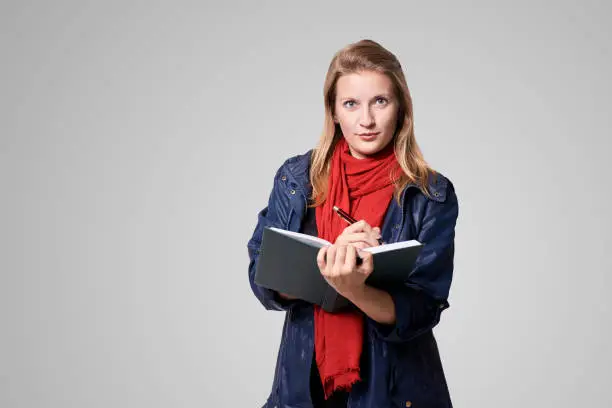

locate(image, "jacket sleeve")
[[247, 163, 302, 311], [370, 180, 459, 342]]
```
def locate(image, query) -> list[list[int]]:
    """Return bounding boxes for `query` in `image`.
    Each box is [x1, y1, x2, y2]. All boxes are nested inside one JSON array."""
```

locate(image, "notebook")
[[254, 227, 423, 312]]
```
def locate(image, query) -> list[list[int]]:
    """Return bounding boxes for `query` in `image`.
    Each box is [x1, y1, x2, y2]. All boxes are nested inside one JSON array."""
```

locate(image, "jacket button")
[[405, 401, 412, 407], [290, 189, 296, 195], [281, 175, 287, 181], [433, 191, 440, 197]]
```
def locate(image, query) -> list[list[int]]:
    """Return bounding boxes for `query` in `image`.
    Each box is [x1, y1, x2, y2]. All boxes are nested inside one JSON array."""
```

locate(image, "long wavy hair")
[[309, 39, 436, 208]]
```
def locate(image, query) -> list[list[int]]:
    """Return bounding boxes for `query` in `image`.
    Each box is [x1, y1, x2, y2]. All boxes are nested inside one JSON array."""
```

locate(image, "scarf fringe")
[[323, 368, 361, 400]]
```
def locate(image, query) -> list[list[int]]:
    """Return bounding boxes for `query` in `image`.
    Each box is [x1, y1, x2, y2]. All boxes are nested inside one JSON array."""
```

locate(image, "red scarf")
[[314, 137, 400, 399]]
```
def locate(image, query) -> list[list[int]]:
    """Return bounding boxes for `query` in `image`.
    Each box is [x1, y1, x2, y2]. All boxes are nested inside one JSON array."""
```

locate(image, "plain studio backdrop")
[[1, 1, 610, 407]]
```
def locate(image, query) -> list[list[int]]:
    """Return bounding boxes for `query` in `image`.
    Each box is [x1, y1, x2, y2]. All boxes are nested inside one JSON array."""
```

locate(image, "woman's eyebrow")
[[339, 93, 392, 101]]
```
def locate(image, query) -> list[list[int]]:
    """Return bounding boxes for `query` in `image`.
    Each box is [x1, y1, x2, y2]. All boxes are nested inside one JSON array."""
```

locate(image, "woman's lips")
[[357, 132, 380, 141]]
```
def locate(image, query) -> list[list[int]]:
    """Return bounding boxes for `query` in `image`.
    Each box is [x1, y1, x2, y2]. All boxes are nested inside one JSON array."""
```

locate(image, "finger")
[[346, 231, 379, 248], [343, 220, 372, 234], [344, 245, 357, 269], [334, 245, 347, 276], [350, 241, 368, 250], [365, 233, 381, 247], [335, 232, 369, 245], [325, 246, 337, 276], [358, 251, 374, 273], [372, 227, 382, 245], [317, 246, 328, 269], [328, 245, 337, 262], [372, 227, 381, 238]]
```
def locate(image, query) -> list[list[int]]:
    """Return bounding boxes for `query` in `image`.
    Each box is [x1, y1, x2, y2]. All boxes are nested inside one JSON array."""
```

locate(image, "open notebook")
[[254, 227, 423, 312]]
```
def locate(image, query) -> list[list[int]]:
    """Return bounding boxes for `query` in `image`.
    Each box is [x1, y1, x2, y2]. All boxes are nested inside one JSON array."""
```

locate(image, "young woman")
[[247, 39, 459, 408]]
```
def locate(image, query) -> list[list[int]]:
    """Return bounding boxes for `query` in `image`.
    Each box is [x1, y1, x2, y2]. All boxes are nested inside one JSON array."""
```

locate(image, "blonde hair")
[[309, 39, 436, 208]]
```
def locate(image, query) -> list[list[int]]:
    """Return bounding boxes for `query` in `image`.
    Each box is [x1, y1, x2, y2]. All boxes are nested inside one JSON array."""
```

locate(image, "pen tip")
[[332, 206, 339, 211]]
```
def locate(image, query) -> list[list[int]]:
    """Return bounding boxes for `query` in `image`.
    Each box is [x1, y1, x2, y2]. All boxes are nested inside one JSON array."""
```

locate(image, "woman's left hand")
[[316, 244, 374, 299]]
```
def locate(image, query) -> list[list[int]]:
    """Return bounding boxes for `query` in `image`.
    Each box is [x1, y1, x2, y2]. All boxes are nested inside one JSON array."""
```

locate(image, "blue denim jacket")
[[247, 149, 459, 408]]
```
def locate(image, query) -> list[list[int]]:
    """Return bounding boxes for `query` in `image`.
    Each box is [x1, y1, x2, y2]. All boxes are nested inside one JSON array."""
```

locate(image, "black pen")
[[332, 205, 384, 245]]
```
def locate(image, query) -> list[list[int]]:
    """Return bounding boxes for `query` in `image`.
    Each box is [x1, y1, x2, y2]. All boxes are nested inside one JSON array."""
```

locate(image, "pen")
[[332, 205, 384, 245]]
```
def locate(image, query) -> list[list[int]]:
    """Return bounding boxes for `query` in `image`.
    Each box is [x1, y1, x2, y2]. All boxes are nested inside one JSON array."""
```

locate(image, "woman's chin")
[[351, 145, 381, 159]]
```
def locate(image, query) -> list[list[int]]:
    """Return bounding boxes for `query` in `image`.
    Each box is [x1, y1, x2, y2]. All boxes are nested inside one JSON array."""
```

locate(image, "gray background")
[[1, 1, 610, 407]]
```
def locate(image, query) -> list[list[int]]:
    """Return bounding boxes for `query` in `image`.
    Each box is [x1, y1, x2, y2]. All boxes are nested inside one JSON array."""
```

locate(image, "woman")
[[247, 39, 459, 408]]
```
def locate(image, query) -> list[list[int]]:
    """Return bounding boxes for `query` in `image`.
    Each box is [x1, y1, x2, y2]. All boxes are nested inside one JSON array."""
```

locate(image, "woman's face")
[[334, 70, 399, 159]]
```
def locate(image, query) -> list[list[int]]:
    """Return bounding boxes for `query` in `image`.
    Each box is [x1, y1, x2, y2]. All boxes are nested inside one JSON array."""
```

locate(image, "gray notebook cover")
[[254, 227, 423, 313]]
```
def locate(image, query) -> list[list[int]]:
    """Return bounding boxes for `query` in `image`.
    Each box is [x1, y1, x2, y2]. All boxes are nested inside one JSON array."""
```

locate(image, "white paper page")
[[363, 239, 421, 254], [268, 227, 332, 248]]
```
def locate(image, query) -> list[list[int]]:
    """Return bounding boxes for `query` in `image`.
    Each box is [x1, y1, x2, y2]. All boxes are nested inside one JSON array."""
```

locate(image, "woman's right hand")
[[334, 220, 382, 250]]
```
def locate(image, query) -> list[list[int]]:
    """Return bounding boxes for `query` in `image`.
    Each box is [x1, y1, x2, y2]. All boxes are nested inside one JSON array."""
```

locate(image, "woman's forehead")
[[336, 71, 394, 97]]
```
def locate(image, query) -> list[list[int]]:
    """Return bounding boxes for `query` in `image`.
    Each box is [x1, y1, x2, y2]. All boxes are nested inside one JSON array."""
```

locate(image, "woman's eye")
[[375, 97, 388, 105], [343, 100, 356, 108]]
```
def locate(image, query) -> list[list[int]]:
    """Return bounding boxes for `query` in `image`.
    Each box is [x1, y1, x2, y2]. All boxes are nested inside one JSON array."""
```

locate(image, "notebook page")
[[268, 227, 332, 248], [363, 240, 421, 254]]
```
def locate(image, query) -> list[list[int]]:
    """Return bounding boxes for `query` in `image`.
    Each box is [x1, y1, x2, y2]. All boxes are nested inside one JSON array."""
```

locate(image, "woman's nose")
[[360, 107, 375, 127]]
